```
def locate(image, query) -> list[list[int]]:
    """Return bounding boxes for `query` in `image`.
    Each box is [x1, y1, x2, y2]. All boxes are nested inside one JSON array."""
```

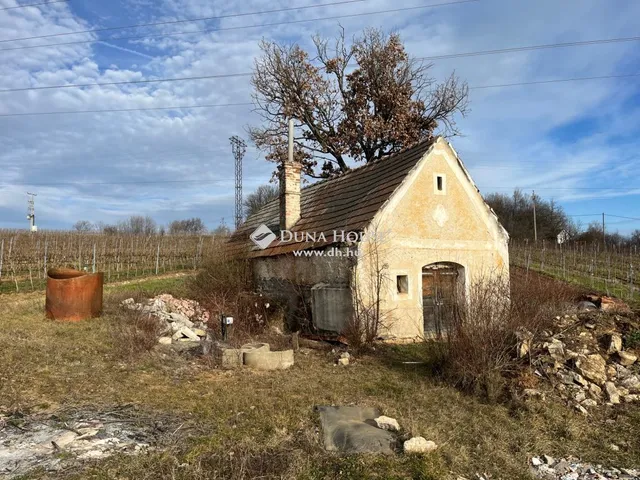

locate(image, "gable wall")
[[357, 139, 509, 339]]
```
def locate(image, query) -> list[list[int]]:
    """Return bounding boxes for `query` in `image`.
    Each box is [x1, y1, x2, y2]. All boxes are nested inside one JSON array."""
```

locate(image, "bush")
[[111, 307, 165, 360], [437, 269, 577, 401], [188, 250, 285, 346]]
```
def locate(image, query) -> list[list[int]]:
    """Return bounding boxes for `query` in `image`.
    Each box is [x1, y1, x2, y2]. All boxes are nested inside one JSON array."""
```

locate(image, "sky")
[[0, 0, 639, 234]]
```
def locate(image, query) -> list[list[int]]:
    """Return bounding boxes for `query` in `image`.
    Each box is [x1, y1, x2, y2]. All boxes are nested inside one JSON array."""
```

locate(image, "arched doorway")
[[422, 262, 465, 336]]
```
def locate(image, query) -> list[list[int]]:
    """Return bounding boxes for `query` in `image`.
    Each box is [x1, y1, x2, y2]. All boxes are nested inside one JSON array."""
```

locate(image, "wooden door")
[[422, 266, 459, 336]]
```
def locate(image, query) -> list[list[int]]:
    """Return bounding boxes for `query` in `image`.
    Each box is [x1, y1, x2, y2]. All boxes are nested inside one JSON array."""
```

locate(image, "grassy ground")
[[510, 257, 640, 306], [1, 277, 639, 479], [0, 269, 195, 295]]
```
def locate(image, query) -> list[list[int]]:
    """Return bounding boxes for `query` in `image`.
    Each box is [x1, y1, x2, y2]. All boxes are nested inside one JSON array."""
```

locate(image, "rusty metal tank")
[[45, 268, 104, 321]]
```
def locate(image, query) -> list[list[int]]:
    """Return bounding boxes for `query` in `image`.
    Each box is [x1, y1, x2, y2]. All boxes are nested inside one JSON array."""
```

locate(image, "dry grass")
[[0, 276, 639, 479]]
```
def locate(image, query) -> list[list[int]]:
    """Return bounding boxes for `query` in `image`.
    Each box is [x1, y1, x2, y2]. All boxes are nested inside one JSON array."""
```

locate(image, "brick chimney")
[[279, 159, 301, 231], [280, 119, 301, 230]]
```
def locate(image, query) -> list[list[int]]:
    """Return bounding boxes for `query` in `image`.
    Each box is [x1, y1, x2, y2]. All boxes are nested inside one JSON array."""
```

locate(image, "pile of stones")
[[521, 307, 639, 413], [121, 294, 209, 345], [530, 455, 639, 479]]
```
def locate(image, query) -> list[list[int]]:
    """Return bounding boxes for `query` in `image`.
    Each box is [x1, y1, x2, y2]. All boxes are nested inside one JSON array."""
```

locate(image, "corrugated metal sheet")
[[311, 283, 353, 333]]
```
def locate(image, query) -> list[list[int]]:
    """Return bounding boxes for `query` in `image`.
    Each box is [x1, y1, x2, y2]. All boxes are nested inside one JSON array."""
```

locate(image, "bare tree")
[[73, 220, 94, 232], [244, 184, 279, 217], [168, 218, 207, 235], [118, 215, 157, 235], [485, 190, 577, 241], [250, 27, 469, 178]]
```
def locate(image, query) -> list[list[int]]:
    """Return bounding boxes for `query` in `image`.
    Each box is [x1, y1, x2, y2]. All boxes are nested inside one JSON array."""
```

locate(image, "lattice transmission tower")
[[229, 136, 247, 229]]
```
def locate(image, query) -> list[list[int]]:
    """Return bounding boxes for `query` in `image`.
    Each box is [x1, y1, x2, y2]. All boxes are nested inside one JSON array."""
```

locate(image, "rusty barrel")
[[45, 268, 104, 321]]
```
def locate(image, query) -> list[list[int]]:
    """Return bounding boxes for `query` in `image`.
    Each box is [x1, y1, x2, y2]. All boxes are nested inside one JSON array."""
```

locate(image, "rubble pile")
[[121, 294, 210, 345], [530, 455, 639, 479], [522, 298, 639, 412]]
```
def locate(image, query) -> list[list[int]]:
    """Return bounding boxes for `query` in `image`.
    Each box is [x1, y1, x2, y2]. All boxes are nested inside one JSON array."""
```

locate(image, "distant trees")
[[484, 189, 576, 241], [90, 216, 157, 235], [77, 216, 213, 235], [244, 184, 278, 217], [572, 222, 636, 247], [73, 220, 94, 232], [168, 218, 207, 235], [485, 190, 640, 247], [118, 215, 157, 235]]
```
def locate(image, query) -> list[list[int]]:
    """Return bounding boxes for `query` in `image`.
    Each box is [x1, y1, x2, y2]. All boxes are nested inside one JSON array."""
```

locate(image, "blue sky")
[[0, 0, 639, 233]]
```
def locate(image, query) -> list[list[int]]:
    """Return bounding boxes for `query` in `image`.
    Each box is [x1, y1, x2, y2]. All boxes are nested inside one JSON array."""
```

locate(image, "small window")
[[396, 275, 409, 294], [434, 173, 446, 195]]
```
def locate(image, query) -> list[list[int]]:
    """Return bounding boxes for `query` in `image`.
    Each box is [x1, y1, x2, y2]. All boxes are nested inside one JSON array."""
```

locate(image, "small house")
[[228, 137, 509, 340]]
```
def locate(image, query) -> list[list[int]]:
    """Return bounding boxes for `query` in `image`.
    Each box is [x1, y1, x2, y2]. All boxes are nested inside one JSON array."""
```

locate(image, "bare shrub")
[[188, 251, 285, 346], [111, 308, 165, 360], [438, 268, 577, 401], [344, 223, 393, 350]]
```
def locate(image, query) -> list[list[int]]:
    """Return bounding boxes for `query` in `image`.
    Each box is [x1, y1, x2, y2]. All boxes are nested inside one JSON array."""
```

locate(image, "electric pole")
[[27, 192, 38, 232], [532, 190, 537, 243], [229, 136, 247, 230], [602, 212, 606, 250]]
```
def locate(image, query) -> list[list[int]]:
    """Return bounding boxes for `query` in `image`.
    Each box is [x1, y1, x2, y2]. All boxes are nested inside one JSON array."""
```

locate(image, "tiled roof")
[[227, 138, 436, 258]]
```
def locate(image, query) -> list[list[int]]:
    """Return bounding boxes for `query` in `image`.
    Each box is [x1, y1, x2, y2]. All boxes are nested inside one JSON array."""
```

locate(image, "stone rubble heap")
[[530, 455, 639, 480], [522, 307, 639, 413], [121, 294, 210, 345]]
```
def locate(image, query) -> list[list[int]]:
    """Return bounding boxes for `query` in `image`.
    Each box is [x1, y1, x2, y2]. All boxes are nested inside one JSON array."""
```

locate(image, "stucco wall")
[[357, 139, 510, 339]]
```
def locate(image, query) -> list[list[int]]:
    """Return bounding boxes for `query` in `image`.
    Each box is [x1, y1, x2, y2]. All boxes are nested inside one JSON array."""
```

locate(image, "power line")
[[1, 71, 638, 109], [0, 72, 251, 93], [0, 178, 234, 187], [0, 1, 477, 53], [1, 177, 638, 192], [606, 218, 640, 225], [0, 0, 370, 43], [470, 73, 640, 90], [606, 214, 640, 221], [0, 0, 67, 11], [416, 36, 640, 61], [0, 144, 259, 168], [0, 102, 253, 117]]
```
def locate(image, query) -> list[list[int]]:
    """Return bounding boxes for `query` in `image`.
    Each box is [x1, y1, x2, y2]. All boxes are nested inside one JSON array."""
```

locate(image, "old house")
[[228, 137, 509, 340]]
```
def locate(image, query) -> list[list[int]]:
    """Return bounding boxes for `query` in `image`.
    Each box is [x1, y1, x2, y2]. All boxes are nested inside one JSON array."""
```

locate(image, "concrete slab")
[[316, 406, 396, 454], [243, 349, 294, 370]]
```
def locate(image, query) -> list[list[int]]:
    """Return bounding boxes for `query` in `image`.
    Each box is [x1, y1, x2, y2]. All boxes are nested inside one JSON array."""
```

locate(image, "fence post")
[[43, 240, 48, 278], [155, 243, 160, 275], [92, 243, 96, 273]]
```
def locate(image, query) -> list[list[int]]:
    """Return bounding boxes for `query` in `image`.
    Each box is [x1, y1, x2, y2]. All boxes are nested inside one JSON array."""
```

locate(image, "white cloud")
[[0, 0, 639, 232]]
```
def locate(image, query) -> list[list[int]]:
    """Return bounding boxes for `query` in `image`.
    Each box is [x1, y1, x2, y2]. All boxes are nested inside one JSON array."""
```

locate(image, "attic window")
[[434, 173, 446, 195], [396, 275, 409, 294]]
